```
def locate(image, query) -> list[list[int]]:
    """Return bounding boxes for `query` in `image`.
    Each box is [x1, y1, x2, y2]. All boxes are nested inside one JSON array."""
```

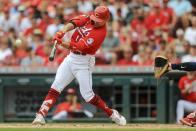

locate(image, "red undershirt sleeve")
[[69, 15, 90, 28]]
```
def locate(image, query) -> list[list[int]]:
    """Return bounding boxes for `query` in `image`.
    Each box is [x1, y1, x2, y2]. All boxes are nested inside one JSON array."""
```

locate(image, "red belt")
[[72, 51, 86, 56]]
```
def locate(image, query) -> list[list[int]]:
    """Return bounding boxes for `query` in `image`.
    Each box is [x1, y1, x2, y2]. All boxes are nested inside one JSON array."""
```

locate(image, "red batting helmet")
[[90, 6, 110, 23]]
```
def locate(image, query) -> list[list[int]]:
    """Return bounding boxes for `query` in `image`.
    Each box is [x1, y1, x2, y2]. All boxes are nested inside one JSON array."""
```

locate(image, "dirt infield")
[[0, 123, 194, 129]]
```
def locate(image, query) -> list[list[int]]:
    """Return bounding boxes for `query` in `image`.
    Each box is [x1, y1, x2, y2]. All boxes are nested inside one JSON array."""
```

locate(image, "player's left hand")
[[52, 36, 63, 45], [54, 31, 65, 39]]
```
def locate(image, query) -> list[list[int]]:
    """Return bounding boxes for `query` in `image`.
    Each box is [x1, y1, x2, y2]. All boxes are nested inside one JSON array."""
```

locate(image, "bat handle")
[[53, 40, 57, 48], [49, 40, 57, 61]]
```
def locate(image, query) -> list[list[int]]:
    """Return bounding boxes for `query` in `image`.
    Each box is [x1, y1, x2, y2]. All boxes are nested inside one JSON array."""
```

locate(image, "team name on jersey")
[[76, 25, 92, 42]]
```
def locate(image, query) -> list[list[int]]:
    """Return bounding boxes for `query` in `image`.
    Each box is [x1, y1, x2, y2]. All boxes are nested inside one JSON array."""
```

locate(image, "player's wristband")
[[69, 22, 76, 28]]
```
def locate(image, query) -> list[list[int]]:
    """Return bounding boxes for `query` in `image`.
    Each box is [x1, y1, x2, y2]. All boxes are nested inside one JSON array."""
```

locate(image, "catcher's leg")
[[33, 58, 74, 125], [75, 69, 126, 126]]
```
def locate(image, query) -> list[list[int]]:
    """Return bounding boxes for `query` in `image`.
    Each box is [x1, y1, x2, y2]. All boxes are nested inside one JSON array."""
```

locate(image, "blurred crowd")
[[0, 0, 195, 66]]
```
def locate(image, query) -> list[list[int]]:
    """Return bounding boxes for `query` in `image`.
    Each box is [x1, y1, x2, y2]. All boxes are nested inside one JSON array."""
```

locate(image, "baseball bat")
[[49, 40, 57, 61]]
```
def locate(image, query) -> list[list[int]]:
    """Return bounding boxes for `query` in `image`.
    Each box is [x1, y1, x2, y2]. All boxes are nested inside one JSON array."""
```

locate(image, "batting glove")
[[52, 37, 63, 45], [54, 31, 65, 39]]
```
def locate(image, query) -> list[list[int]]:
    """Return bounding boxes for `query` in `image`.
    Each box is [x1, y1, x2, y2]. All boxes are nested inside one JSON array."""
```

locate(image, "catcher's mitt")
[[154, 56, 169, 79]]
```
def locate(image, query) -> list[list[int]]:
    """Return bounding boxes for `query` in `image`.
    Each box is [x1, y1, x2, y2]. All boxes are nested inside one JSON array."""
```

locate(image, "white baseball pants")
[[176, 99, 196, 124], [51, 52, 95, 102]]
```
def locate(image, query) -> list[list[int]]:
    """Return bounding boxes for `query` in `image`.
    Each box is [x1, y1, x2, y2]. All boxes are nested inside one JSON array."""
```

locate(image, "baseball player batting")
[[32, 6, 126, 126]]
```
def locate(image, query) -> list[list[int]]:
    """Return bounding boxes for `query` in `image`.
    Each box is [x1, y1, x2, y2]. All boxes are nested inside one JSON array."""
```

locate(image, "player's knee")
[[80, 89, 95, 102], [177, 100, 184, 107], [51, 79, 64, 93]]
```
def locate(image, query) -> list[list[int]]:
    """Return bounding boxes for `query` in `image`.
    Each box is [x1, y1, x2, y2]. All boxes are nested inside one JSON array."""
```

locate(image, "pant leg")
[[183, 101, 196, 113], [176, 100, 185, 124], [75, 69, 95, 102], [176, 99, 196, 124], [75, 68, 113, 116], [51, 56, 75, 93]]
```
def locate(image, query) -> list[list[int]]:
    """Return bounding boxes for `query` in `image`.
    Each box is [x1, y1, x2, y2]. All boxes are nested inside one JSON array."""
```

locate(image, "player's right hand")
[[54, 31, 65, 39], [52, 36, 63, 45]]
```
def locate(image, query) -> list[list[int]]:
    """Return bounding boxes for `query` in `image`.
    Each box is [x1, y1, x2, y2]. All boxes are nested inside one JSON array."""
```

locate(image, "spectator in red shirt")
[[1, 46, 19, 66], [36, 40, 51, 56], [37, 11, 54, 34], [148, 35, 158, 51], [55, 3, 64, 23], [15, 37, 28, 60], [118, 26, 131, 46], [161, 27, 174, 44], [145, 2, 167, 32], [117, 46, 138, 65], [139, 46, 154, 66], [23, 17, 38, 37], [131, 8, 148, 44], [176, 72, 196, 124], [52, 88, 82, 120], [161, 0, 176, 29]]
